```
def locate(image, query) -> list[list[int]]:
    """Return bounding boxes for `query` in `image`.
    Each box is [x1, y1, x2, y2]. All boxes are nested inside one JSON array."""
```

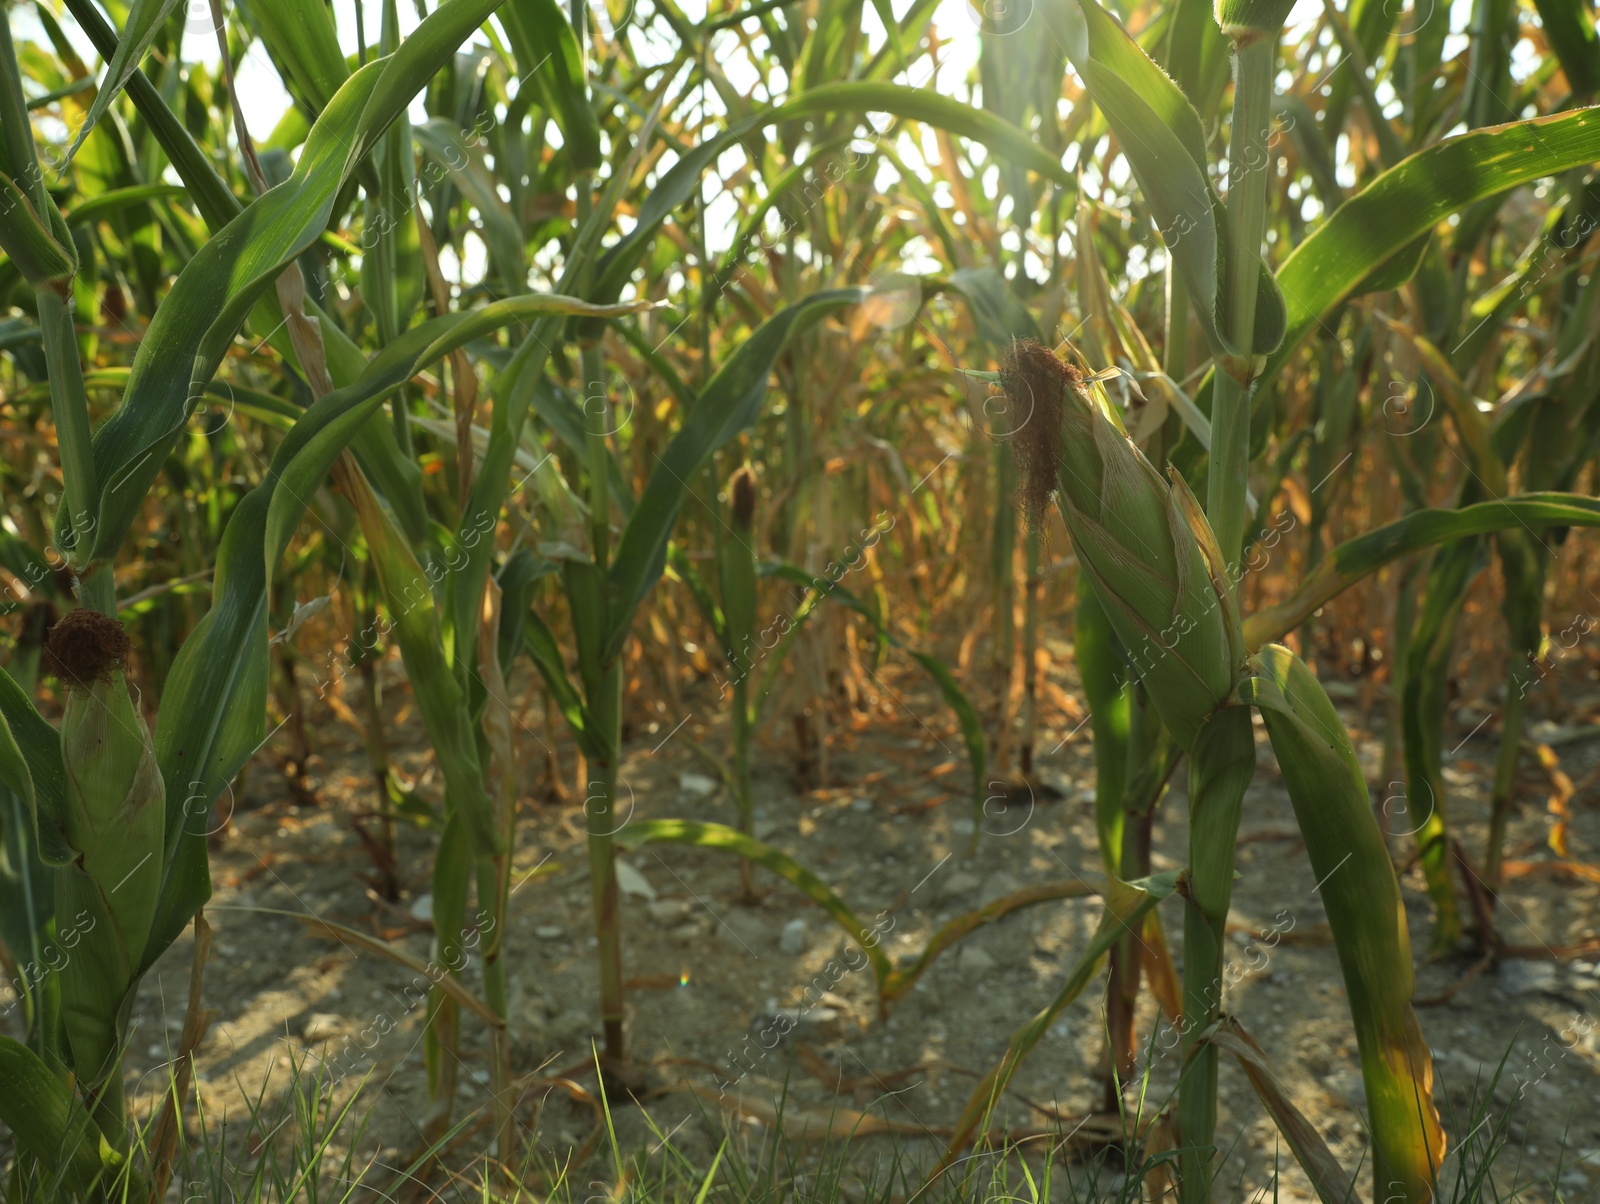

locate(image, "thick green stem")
[[1208, 36, 1276, 570], [1177, 706, 1256, 1204], [587, 661, 626, 1062], [732, 677, 757, 902], [475, 849, 513, 1160], [1482, 683, 1525, 894], [36, 290, 99, 569]]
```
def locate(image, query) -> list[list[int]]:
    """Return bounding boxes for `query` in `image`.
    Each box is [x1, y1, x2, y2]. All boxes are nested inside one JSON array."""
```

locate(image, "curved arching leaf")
[[62, 0, 183, 165], [603, 288, 865, 663], [614, 819, 893, 988], [1226, 106, 1600, 413], [1245, 492, 1600, 648], [144, 292, 635, 968], [1241, 646, 1445, 1201], [70, 0, 507, 566], [587, 86, 1070, 309]]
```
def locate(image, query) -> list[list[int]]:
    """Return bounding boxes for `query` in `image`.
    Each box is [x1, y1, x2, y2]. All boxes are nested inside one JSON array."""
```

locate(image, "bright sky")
[[14, 0, 1488, 284]]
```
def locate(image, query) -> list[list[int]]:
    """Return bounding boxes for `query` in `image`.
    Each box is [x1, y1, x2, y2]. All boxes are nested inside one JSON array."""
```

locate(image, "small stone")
[[978, 871, 1021, 906], [409, 894, 433, 922], [718, 910, 770, 950], [940, 870, 982, 900], [956, 944, 998, 973], [851, 797, 873, 811], [534, 925, 564, 941], [303, 1013, 342, 1042], [679, 773, 718, 797], [615, 860, 657, 901], [950, 817, 975, 838], [648, 899, 692, 925], [752, 1006, 842, 1044], [670, 922, 701, 942], [779, 918, 808, 955], [1497, 958, 1559, 997]]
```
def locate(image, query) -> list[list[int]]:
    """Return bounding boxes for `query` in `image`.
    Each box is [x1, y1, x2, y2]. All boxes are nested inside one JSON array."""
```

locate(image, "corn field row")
[[1, 0, 1599, 1198]]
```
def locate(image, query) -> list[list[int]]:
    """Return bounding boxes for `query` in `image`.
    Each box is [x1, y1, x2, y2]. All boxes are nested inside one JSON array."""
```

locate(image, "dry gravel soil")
[[8, 637, 1600, 1202]]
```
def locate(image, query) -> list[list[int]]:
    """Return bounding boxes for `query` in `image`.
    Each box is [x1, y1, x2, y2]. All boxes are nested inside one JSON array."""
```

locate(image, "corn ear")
[[1242, 644, 1445, 1203], [1073, 579, 1130, 874], [45, 612, 164, 1093], [1004, 340, 1243, 751]]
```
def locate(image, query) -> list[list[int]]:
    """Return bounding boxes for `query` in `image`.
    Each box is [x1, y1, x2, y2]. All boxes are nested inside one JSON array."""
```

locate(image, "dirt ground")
[[17, 632, 1600, 1202]]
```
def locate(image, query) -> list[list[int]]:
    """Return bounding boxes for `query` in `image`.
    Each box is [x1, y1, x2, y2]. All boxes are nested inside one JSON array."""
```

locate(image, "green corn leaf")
[[0, 666, 69, 866], [245, 0, 351, 113], [1534, 0, 1600, 97], [64, 182, 189, 227], [668, 544, 728, 650], [1241, 645, 1445, 1202], [1052, 0, 1285, 361], [1160, 0, 1230, 117], [522, 607, 608, 764], [938, 872, 1178, 1167], [0, 1036, 127, 1196], [1074, 578, 1131, 873], [947, 266, 1041, 343], [144, 293, 632, 967], [415, 117, 527, 287], [56, 0, 238, 231], [344, 467, 499, 858], [587, 86, 1070, 311], [603, 289, 864, 664], [1244, 492, 1600, 647], [614, 819, 893, 989], [1244, 106, 1600, 407], [71, 0, 508, 566], [498, 0, 602, 170], [0, 173, 76, 286], [62, 0, 184, 165]]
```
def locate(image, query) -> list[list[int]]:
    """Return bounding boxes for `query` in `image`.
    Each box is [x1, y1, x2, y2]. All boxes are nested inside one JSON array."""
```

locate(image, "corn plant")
[[0, 0, 652, 1180], [923, 0, 1600, 1199]]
